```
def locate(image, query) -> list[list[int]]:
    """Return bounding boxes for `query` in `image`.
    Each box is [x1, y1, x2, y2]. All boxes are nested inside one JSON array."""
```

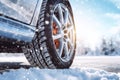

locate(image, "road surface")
[[72, 56, 120, 73], [0, 53, 120, 73]]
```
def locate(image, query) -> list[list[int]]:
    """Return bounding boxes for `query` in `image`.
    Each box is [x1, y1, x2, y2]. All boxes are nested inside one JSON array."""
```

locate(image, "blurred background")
[[70, 0, 120, 56]]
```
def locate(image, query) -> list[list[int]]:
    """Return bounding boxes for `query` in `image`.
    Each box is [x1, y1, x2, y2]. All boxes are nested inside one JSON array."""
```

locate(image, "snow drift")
[[0, 68, 119, 80]]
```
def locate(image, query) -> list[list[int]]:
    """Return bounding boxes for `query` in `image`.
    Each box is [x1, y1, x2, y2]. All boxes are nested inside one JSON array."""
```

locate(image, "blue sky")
[[70, 0, 120, 48]]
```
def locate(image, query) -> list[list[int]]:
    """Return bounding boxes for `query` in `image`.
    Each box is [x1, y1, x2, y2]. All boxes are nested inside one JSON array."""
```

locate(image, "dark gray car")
[[0, 0, 76, 68]]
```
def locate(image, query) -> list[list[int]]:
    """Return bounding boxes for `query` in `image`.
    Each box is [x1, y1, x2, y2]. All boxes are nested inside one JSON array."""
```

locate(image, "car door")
[[0, 0, 38, 24]]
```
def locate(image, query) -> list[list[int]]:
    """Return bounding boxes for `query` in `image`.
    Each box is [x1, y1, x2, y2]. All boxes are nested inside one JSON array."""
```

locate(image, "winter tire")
[[24, 0, 76, 69]]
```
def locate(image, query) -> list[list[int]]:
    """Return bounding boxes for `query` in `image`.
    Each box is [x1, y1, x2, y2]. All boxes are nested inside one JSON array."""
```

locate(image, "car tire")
[[23, 0, 76, 69]]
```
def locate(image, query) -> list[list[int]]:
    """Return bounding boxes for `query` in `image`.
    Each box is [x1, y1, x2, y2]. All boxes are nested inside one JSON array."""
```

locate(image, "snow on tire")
[[23, 0, 76, 69]]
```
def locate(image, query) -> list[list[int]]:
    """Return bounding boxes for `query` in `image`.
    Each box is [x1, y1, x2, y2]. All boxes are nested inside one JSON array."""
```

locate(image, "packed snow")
[[72, 56, 120, 73], [0, 68, 119, 80]]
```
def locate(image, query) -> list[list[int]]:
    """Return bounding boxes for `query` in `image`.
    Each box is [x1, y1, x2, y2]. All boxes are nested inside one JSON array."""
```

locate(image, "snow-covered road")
[[0, 53, 120, 73], [72, 56, 120, 73], [0, 53, 120, 80]]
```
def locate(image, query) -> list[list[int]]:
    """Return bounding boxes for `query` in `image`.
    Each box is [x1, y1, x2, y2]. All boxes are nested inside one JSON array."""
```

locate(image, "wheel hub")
[[52, 3, 75, 62]]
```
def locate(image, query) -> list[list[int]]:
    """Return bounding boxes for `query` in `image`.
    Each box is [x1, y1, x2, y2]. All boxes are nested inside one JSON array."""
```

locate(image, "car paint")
[[0, 16, 35, 42], [0, 0, 41, 42], [0, 0, 41, 25]]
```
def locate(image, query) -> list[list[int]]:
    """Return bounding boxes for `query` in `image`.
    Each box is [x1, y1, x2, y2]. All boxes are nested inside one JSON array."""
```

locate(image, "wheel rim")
[[52, 3, 75, 62]]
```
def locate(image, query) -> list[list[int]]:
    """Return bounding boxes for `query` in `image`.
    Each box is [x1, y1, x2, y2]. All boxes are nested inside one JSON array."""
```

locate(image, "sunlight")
[[76, 24, 101, 50], [71, 0, 120, 50], [75, 16, 103, 50]]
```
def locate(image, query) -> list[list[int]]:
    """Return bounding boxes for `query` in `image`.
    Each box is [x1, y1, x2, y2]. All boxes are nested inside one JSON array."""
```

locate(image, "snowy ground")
[[0, 68, 119, 80], [72, 56, 120, 73], [0, 53, 120, 80]]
